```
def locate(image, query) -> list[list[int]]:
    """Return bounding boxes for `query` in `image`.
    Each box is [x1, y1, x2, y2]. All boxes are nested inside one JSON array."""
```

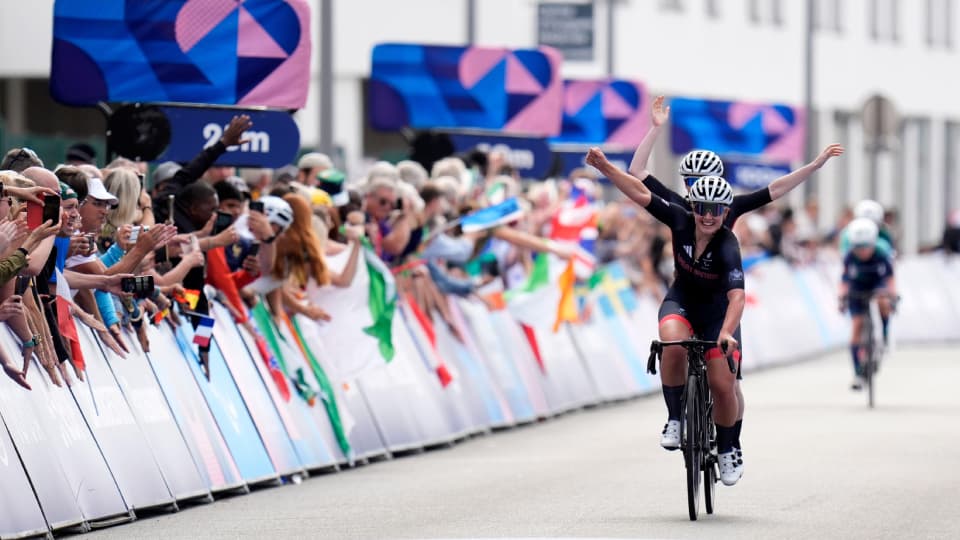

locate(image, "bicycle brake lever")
[[722, 340, 736, 374], [647, 342, 659, 375]]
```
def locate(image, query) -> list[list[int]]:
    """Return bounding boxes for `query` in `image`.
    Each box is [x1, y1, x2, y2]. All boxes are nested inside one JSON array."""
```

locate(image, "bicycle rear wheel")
[[684, 375, 701, 521], [862, 317, 875, 409]]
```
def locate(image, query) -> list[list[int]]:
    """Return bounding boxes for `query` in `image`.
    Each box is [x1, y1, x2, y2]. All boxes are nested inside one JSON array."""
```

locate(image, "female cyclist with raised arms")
[[587, 147, 746, 486], [619, 95, 844, 463], [628, 96, 844, 228]]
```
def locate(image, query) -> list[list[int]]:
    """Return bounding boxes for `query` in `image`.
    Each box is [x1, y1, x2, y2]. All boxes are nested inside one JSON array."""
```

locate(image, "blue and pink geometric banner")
[[50, 0, 311, 109], [669, 97, 806, 162], [369, 43, 564, 136], [551, 79, 649, 149]]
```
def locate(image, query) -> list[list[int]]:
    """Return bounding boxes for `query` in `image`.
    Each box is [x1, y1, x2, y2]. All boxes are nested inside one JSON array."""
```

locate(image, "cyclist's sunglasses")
[[692, 201, 728, 216], [683, 176, 702, 187]]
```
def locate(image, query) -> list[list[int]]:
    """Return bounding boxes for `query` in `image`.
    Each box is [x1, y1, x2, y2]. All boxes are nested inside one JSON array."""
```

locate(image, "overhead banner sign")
[[51, 0, 311, 109], [670, 97, 805, 163], [370, 43, 564, 136], [155, 106, 300, 168], [552, 79, 649, 148], [448, 132, 554, 179], [537, 3, 594, 61]]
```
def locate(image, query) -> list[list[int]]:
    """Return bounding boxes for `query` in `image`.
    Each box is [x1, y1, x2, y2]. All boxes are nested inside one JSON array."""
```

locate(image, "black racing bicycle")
[[843, 290, 898, 409], [648, 339, 736, 521]]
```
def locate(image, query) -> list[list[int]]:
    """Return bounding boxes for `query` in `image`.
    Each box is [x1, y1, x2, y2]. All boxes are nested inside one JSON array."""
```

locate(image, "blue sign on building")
[[156, 107, 300, 168]]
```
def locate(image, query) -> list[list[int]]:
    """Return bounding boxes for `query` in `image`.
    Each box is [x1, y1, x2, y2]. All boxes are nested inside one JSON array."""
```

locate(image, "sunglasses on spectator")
[[691, 201, 728, 216], [683, 176, 702, 187]]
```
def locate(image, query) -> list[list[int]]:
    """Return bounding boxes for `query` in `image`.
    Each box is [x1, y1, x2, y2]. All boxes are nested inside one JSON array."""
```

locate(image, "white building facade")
[[1, 0, 958, 252]]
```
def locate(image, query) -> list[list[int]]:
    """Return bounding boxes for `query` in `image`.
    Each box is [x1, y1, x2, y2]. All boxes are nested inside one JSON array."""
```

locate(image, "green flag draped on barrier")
[[361, 239, 397, 362], [291, 317, 352, 457], [251, 302, 317, 404]]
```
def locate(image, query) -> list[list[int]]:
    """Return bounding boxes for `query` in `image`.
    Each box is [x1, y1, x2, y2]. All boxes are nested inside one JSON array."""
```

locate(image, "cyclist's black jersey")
[[643, 174, 773, 228], [645, 196, 745, 304]]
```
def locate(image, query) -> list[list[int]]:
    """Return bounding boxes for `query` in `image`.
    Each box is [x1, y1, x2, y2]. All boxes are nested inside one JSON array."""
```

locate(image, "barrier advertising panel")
[[101, 327, 209, 501], [71, 325, 174, 510], [146, 324, 245, 493]]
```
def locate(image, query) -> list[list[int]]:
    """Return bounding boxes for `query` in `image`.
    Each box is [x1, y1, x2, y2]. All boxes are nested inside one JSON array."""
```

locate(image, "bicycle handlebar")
[[647, 339, 737, 375]]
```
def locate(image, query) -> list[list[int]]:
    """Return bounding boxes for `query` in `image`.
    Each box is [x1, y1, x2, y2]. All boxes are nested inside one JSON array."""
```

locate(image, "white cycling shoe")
[[719, 450, 744, 486], [660, 420, 681, 450]]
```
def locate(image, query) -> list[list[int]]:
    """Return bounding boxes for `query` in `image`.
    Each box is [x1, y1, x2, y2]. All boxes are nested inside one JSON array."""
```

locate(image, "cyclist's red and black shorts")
[[658, 294, 743, 379]]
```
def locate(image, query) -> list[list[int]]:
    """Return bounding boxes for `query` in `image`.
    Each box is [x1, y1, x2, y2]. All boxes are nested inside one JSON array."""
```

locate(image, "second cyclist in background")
[[839, 218, 897, 390]]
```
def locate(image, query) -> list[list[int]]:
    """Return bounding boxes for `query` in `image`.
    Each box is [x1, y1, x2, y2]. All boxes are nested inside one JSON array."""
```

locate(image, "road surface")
[[86, 345, 960, 539]]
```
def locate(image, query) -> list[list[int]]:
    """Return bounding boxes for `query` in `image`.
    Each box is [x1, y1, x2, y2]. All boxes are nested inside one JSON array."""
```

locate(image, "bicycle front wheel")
[[684, 375, 701, 521]]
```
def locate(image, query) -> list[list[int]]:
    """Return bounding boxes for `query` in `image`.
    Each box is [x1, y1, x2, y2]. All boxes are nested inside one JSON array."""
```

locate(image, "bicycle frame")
[[845, 290, 896, 409], [648, 339, 735, 521]]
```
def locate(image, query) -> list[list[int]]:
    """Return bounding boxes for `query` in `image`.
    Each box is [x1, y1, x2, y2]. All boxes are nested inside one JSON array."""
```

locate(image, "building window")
[[870, 0, 900, 43], [660, 0, 684, 12], [749, 0, 784, 26], [814, 0, 844, 33], [926, 0, 955, 48]]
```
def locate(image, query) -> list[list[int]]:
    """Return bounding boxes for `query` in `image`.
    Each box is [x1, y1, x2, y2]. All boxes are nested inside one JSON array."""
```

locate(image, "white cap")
[[86, 177, 118, 204], [297, 152, 332, 171]]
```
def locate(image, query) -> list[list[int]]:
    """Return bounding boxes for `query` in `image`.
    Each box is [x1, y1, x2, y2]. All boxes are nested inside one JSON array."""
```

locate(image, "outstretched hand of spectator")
[[220, 115, 253, 147], [4, 185, 57, 205], [0, 295, 24, 322]]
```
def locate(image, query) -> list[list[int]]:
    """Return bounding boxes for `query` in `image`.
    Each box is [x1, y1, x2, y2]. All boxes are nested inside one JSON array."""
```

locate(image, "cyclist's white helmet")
[[854, 199, 884, 225], [679, 150, 724, 177], [848, 217, 879, 247], [688, 176, 734, 205], [260, 196, 294, 232]]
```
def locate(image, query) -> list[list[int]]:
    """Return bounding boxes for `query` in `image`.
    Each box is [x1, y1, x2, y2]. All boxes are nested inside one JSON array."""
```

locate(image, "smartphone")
[[395, 197, 403, 211], [212, 211, 233, 235], [42, 195, 61, 226], [129, 225, 149, 243], [249, 201, 264, 213], [248, 242, 261, 257], [121, 275, 155, 299], [14, 275, 29, 296], [26, 201, 43, 230]]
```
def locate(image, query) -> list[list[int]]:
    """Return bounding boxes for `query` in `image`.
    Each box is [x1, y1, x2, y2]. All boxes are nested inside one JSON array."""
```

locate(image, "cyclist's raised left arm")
[[586, 147, 652, 207], [767, 143, 844, 200]]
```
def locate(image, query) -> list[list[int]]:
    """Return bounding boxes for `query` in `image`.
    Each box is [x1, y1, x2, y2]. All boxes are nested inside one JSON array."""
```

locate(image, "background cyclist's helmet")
[[679, 150, 725, 177], [854, 199, 884, 226], [848, 217, 879, 247], [260, 195, 294, 232], [688, 176, 734, 205]]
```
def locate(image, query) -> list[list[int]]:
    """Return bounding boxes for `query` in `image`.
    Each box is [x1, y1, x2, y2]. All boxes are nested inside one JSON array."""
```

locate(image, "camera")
[[120, 275, 155, 299]]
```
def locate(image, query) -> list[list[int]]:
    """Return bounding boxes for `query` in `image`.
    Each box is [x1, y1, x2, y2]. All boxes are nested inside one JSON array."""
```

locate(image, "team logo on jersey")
[[701, 251, 713, 268], [729, 268, 743, 283], [683, 245, 693, 258]]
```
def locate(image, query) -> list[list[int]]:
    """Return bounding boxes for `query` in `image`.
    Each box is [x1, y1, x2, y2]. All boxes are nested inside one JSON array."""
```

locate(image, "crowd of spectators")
[[0, 111, 956, 391]]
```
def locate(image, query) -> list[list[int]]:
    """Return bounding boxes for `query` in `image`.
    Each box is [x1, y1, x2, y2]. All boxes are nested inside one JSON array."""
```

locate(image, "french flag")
[[193, 316, 215, 347]]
